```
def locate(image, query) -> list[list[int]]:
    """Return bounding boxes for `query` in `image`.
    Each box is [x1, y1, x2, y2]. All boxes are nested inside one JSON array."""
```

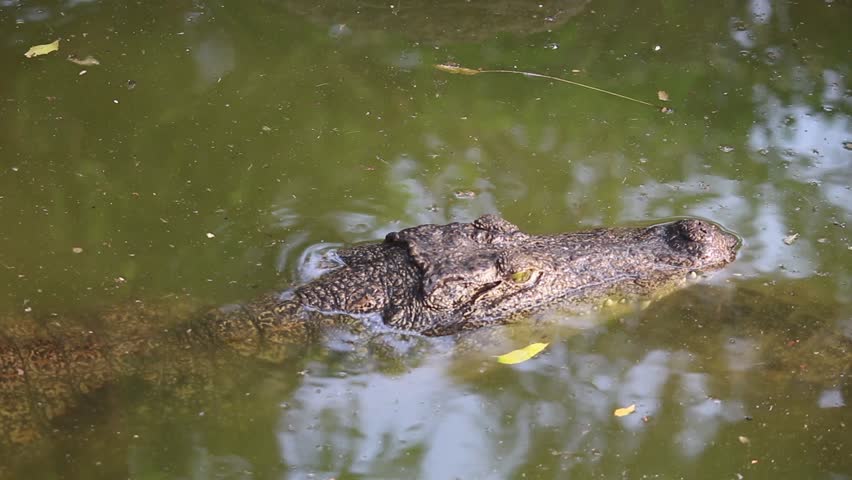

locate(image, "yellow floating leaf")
[[657, 90, 669, 101], [496, 342, 549, 364], [24, 39, 60, 58], [614, 404, 636, 417], [434, 63, 481, 76]]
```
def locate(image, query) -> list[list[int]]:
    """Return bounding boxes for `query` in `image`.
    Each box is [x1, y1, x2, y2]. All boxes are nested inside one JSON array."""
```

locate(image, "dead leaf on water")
[[614, 404, 636, 417], [67, 54, 100, 66], [657, 90, 669, 101], [434, 63, 481, 76], [496, 342, 549, 364], [782, 233, 799, 245], [24, 39, 60, 58]]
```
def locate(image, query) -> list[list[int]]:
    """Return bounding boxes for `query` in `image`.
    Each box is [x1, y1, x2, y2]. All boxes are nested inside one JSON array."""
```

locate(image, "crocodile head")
[[296, 215, 739, 336]]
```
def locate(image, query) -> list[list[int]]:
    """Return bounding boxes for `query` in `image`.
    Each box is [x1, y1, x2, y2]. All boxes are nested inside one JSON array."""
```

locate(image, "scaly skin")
[[1, 215, 739, 455], [290, 215, 739, 335]]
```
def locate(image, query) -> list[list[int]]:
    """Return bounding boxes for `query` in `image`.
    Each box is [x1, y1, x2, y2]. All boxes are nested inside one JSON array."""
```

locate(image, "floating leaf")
[[434, 63, 481, 76], [614, 404, 636, 417], [496, 342, 549, 364], [24, 39, 60, 58], [657, 90, 669, 101]]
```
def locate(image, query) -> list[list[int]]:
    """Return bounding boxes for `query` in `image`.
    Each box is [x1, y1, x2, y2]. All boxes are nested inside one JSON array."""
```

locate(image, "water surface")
[[1, 0, 850, 478]]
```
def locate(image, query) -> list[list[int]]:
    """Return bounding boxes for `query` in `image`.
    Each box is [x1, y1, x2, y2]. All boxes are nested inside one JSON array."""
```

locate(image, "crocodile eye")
[[510, 270, 534, 284]]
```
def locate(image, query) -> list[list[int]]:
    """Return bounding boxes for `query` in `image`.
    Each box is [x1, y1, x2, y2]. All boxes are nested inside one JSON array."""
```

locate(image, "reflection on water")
[[1, 0, 850, 478], [267, 279, 850, 478]]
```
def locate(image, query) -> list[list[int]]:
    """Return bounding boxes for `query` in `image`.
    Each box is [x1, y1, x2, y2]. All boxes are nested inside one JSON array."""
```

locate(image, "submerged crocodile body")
[[1, 215, 738, 452]]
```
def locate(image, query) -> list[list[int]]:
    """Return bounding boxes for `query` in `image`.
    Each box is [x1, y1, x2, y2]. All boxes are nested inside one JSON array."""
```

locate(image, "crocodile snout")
[[669, 218, 740, 268]]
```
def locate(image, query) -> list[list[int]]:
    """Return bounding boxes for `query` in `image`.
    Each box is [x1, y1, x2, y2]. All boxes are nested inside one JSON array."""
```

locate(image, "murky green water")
[[1, 0, 850, 478]]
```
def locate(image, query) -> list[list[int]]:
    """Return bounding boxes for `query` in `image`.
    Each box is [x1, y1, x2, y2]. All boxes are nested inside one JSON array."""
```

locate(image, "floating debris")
[[25, 39, 60, 58], [434, 63, 480, 76], [453, 190, 477, 199], [496, 342, 549, 364], [782, 233, 799, 245], [67, 54, 100, 66], [434, 63, 662, 109], [614, 404, 636, 417]]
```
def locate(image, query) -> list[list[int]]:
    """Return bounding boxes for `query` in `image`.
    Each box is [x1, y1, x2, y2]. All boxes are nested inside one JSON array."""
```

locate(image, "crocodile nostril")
[[664, 220, 699, 249], [675, 219, 708, 243], [666, 219, 740, 266]]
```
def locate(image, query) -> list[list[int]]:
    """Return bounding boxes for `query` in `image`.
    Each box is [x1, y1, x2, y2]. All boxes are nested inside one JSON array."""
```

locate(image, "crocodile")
[[0, 214, 738, 456]]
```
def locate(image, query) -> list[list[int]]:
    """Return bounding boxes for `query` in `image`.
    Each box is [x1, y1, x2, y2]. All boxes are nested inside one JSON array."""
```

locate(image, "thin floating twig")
[[435, 63, 669, 112]]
